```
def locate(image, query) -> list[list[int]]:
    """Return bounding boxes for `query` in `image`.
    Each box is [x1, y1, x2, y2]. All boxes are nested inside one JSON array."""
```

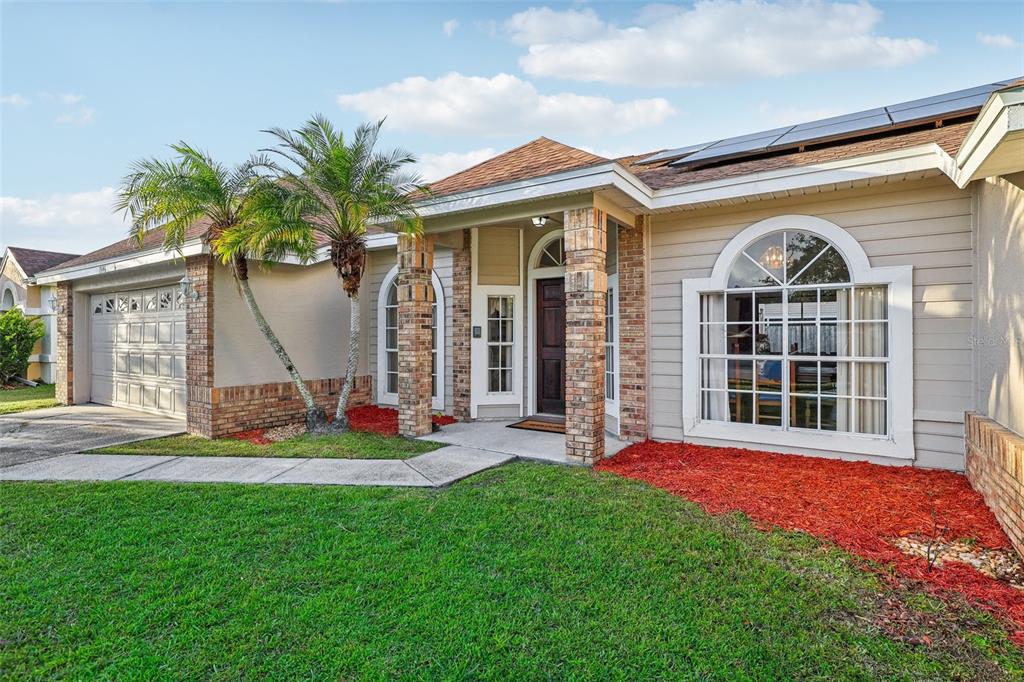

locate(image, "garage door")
[[90, 286, 187, 417]]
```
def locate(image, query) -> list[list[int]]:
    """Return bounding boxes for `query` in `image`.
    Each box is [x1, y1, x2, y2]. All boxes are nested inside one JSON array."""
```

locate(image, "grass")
[[2, 463, 1021, 679], [0, 383, 57, 415], [91, 430, 443, 460]]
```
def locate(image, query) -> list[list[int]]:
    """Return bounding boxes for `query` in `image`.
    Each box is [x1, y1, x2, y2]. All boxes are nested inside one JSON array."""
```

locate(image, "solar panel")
[[639, 79, 1019, 170], [770, 112, 892, 148]]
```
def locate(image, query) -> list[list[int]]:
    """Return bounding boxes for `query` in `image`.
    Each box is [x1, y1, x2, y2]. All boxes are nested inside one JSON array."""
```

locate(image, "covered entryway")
[[89, 286, 186, 417]]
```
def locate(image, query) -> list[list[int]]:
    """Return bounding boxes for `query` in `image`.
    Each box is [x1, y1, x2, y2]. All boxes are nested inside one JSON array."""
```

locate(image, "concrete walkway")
[[421, 419, 631, 464], [0, 404, 185, 468], [0, 446, 515, 488]]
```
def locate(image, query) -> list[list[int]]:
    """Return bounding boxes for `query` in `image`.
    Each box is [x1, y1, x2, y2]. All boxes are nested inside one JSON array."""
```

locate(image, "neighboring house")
[[1, 246, 80, 382], [35, 80, 1024, 478]]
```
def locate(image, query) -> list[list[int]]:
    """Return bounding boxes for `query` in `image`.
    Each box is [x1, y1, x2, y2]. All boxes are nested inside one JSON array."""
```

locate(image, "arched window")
[[537, 237, 565, 268], [378, 267, 444, 410], [700, 229, 888, 437], [1, 287, 15, 311]]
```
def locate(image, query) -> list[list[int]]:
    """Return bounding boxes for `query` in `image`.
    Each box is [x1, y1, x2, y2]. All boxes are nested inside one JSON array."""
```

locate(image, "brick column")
[[452, 228, 472, 421], [617, 214, 649, 441], [564, 207, 607, 464], [54, 282, 74, 405], [185, 255, 215, 438], [397, 234, 434, 437]]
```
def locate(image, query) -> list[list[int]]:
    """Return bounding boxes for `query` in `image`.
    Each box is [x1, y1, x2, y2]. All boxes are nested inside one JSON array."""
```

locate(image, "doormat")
[[507, 418, 566, 434]]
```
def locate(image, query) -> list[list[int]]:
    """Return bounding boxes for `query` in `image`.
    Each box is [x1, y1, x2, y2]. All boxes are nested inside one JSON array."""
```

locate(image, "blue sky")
[[2, 0, 1022, 254]]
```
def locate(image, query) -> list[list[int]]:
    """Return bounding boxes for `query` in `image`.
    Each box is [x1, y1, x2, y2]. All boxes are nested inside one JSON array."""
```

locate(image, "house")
[[34, 79, 1024, 480], [1, 246, 80, 382]]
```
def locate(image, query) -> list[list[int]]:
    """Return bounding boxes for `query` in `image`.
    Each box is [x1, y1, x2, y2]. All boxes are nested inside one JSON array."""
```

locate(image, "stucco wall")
[[213, 261, 352, 388], [974, 173, 1024, 436], [649, 176, 975, 470], [0, 257, 26, 309]]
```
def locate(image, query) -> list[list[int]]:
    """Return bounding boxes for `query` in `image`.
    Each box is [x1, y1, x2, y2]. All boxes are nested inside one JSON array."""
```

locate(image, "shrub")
[[0, 308, 46, 384]]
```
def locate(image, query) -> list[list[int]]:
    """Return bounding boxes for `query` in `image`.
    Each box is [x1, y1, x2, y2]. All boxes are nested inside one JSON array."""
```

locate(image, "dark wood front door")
[[536, 278, 566, 415]]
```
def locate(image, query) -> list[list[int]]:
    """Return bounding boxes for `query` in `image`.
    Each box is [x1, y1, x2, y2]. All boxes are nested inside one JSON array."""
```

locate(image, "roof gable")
[[6, 247, 81, 277], [426, 137, 607, 198]]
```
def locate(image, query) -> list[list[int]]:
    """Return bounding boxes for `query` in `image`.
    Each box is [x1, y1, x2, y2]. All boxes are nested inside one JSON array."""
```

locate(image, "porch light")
[[759, 245, 785, 271], [179, 275, 199, 302], [47, 294, 59, 313], [531, 215, 549, 228]]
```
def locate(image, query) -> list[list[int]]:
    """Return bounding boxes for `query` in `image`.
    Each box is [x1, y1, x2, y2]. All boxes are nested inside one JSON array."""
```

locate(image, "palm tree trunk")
[[333, 291, 360, 430], [235, 265, 325, 431]]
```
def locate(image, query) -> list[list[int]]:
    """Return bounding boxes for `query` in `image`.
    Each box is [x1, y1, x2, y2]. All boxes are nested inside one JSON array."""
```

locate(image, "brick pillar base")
[[617, 214, 649, 441], [452, 229, 472, 421], [185, 255, 215, 438], [54, 282, 74, 405], [398, 235, 434, 437], [564, 207, 607, 464]]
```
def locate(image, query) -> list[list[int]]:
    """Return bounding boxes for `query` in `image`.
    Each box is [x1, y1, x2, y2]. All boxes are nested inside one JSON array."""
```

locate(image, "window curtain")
[[701, 294, 729, 421], [853, 286, 887, 435]]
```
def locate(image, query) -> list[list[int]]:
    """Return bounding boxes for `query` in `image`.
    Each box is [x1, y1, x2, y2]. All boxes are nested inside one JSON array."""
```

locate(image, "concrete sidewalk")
[[0, 445, 514, 488]]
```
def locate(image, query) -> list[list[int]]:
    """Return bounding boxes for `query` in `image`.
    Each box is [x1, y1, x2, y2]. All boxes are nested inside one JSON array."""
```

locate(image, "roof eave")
[[34, 238, 208, 284], [953, 87, 1024, 187]]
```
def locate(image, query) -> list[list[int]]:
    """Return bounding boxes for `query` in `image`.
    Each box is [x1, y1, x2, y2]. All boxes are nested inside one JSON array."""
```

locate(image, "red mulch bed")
[[225, 429, 273, 446], [347, 405, 456, 436], [598, 440, 1024, 644]]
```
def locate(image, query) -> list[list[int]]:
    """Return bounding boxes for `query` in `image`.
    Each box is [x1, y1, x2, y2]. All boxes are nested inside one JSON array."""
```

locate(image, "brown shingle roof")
[[426, 137, 608, 198], [6, 247, 81, 277], [624, 121, 975, 191], [43, 218, 213, 273]]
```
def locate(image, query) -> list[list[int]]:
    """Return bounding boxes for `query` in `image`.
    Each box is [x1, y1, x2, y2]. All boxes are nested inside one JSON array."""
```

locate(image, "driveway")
[[0, 404, 185, 468]]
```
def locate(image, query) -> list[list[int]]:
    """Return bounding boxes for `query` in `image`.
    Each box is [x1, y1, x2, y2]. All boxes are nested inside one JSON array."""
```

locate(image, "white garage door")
[[90, 287, 187, 417]]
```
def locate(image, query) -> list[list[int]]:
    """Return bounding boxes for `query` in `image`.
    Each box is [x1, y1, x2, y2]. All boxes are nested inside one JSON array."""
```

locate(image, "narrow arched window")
[[699, 230, 888, 436], [380, 268, 444, 409]]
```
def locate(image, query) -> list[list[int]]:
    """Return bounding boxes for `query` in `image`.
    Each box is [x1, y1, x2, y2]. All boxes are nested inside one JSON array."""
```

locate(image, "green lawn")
[[0, 383, 57, 415], [2, 464, 1020, 679], [91, 431, 442, 460]]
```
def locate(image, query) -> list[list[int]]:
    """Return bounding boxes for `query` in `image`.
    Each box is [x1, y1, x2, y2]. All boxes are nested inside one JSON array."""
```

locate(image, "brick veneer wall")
[[617, 214, 649, 441], [185, 255, 215, 437], [451, 229, 472, 421], [966, 412, 1024, 557], [397, 235, 435, 437], [210, 375, 372, 437], [564, 207, 607, 465], [54, 281, 74, 405]]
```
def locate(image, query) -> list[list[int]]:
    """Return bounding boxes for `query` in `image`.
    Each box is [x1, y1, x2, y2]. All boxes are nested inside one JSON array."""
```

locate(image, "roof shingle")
[[6, 247, 81, 277]]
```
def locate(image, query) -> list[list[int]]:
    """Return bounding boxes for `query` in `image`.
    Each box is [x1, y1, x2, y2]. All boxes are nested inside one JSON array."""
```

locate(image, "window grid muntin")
[[487, 295, 514, 393], [700, 233, 889, 437], [605, 288, 616, 400], [384, 279, 439, 398]]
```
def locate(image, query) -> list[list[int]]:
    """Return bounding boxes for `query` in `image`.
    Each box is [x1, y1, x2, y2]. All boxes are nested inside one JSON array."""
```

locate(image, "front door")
[[536, 278, 566, 415]]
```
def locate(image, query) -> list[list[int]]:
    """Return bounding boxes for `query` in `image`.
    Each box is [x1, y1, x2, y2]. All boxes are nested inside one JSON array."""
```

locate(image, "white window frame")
[[681, 215, 914, 460], [526, 229, 566, 417], [377, 265, 445, 411], [604, 273, 619, 428]]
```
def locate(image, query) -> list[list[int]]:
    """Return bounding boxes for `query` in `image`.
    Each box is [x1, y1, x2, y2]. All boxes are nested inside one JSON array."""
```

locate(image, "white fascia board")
[[283, 233, 399, 266], [1, 252, 28, 281], [414, 163, 651, 219], [34, 239, 207, 284], [648, 144, 955, 210], [953, 89, 1024, 187]]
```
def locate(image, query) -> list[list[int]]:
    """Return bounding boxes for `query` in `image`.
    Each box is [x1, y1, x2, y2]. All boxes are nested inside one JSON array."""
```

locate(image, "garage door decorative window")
[[698, 230, 889, 436]]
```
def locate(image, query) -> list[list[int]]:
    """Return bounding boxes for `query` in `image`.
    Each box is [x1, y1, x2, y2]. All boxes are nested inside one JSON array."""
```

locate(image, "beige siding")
[[214, 261, 351, 387], [974, 173, 1024, 436], [649, 176, 974, 468], [478, 227, 520, 285]]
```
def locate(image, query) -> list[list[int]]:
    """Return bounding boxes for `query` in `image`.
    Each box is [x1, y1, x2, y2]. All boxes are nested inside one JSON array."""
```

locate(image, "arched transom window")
[[381, 270, 443, 410], [537, 237, 565, 268], [699, 230, 889, 437]]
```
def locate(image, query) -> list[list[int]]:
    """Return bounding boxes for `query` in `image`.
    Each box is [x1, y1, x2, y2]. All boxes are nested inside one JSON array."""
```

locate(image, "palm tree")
[[115, 142, 325, 430], [241, 117, 425, 430]]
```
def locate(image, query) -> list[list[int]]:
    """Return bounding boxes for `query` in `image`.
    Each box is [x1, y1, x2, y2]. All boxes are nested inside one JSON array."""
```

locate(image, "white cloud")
[[337, 72, 675, 136], [56, 106, 96, 126], [512, 1, 937, 87], [1, 94, 29, 106], [977, 32, 1019, 49], [416, 148, 498, 181], [442, 19, 458, 37], [1, 187, 130, 254], [504, 7, 605, 45]]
